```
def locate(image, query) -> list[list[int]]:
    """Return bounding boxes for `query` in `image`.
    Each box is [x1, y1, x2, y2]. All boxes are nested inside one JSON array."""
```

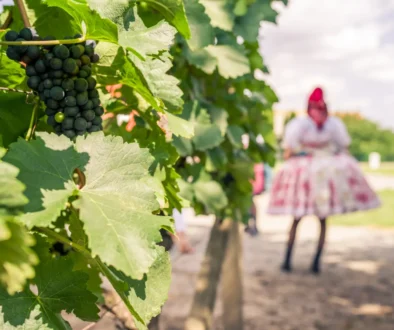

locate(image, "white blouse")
[[283, 116, 351, 155]]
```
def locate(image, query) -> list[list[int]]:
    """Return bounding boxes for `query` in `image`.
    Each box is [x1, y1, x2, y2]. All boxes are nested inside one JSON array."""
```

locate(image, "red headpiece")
[[307, 87, 328, 129]]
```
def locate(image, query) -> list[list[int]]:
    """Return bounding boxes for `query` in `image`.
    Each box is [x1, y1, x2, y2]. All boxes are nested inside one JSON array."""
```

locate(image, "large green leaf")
[[0, 93, 34, 148], [0, 52, 25, 90], [113, 250, 171, 330], [135, 0, 190, 38], [234, 0, 279, 42], [165, 111, 194, 138], [199, 0, 235, 31], [120, 9, 177, 58], [184, 0, 214, 50], [74, 133, 173, 279], [3, 134, 83, 228], [45, 0, 118, 43], [0, 151, 36, 295], [186, 45, 250, 78], [129, 52, 183, 113], [0, 256, 99, 330], [4, 133, 173, 279]]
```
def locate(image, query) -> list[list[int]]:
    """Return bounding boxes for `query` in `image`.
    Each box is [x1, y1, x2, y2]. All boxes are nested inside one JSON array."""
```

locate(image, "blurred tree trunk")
[[184, 218, 232, 330], [221, 220, 243, 330]]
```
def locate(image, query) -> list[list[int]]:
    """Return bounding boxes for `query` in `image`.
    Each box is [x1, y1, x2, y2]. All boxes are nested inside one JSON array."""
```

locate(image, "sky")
[[259, 0, 394, 129]]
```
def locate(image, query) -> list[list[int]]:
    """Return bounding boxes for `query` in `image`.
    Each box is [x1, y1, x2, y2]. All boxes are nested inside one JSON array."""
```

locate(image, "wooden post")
[[185, 218, 232, 330], [221, 220, 243, 330]]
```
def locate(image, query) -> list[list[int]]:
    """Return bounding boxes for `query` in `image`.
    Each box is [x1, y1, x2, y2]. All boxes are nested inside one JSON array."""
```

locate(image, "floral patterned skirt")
[[267, 153, 381, 218]]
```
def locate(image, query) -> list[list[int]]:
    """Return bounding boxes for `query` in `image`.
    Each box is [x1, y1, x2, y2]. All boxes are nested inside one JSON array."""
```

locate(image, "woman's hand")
[[284, 149, 292, 160]]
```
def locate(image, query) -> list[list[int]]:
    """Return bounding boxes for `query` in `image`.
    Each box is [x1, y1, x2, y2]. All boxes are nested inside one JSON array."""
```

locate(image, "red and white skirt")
[[267, 153, 381, 218]]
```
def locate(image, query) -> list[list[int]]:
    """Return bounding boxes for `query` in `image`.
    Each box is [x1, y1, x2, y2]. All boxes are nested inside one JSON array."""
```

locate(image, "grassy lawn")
[[360, 162, 394, 177], [331, 190, 394, 228]]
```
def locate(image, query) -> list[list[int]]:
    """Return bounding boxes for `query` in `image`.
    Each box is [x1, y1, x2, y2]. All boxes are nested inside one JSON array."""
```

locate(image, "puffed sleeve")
[[332, 117, 351, 149], [282, 118, 303, 151], [172, 208, 186, 233]]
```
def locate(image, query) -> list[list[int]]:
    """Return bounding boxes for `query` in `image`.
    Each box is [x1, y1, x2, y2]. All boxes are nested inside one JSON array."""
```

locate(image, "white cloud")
[[259, 0, 394, 129]]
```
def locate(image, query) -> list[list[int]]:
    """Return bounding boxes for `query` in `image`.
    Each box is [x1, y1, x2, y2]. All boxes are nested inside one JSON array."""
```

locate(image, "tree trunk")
[[221, 220, 243, 330], [184, 218, 232, 330]]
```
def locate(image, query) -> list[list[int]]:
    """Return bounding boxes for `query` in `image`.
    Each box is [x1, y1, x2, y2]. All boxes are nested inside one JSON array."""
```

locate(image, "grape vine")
[[0, 0, 283, 329]]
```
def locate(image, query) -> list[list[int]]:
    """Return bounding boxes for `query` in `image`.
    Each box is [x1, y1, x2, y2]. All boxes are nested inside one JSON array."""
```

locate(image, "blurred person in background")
[[267, 87, 380, 274], [171, 208, 194, 253]]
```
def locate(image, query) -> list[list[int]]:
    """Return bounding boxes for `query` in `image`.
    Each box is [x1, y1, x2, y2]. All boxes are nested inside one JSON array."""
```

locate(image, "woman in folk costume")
[[268, 87, 380, 273]]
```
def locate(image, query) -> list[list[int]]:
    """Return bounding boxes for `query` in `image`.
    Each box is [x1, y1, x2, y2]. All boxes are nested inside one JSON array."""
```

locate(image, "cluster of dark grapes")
[[4, 28, 104, 138]]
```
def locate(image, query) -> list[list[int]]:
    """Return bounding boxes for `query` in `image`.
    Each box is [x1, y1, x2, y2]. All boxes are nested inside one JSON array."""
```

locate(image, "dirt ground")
[[70, 176, 394, 330], [159, 192, 394, 330]]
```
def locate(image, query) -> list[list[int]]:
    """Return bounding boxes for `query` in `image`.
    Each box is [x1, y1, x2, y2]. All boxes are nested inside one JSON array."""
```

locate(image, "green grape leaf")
[[0, 151, 36, 295], [0, 220, 37, 296], [234, 0, 279, 42], [184, 0, 214, 50], [199, 0, 235, 31], [172, 135, 193, 157], [120, 8, 177, 58], [113, 250, 171, 330], [165, 111, 194, 138], [3, 134, 84, 228], [0, 94, 33, 148], [227, 125, 245, 148], [194, 180, 228, 213], [129, 52, 183, 113], [136, 0, 191, 38], [193, 109, 224, 151], [73, 133, 174, 279], [185, 45, 250, 78], [0, 52, 25, 90], [46, 0, 118, 43], [0, 256, 99, 330], [4, 133, 173, 279]]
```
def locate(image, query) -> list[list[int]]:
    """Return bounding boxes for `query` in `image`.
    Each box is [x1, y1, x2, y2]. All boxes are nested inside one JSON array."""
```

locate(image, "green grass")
[[359, 162, 394, 177], [331, 190, 394, 228]]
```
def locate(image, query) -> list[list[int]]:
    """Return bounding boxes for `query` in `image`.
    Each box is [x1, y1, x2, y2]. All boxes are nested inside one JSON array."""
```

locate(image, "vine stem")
[[0, 87, 31, 94], [25, 101, 40, 141], [34, 226, 145, 326], [16, 0, 31, 27], [0, 37, 86, 46], [0, 11, 12, 30]]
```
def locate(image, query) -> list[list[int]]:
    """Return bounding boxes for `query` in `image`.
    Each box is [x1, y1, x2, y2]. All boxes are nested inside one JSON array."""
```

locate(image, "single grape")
[[35, 59, 46, 73], [65, 96, 77, 107], [88, 89, 99, 98], [76, 92, 88, 106], [6, 47, 21, 61], [78, 69, 89, 78], [21, 55, 32, 65], [63, 129, 76, 139], [53, 79, 62, 86], [62, 117, 74, 130], [74, 117, 88, 131], [70, 44, 85, 59], [54, 45, 70, 60], [50, 86, 65, 101], [91, 53, 100, 63], [26, 46, 40, 60], [26, 65, 37, 77], [14, 38, 28, 53], [46, 99, 59, 110], [55, 112, 65, 123], [45, 108, 57, 116], [92, 116, 103, 125], [94, 106, 104, 116], [91, 98, 101, 107], [47, 115, 56, 126], [88, 125, 101, 132], [75, 78, 88, 92], [82, 100, 93, 110], [80, 54, 91, 65], [62, 78, 75, 91], [43, 79, 53, 89], [27, 76, 41, 90], [82, 110, 95, 121], [66, 90, 77, 97], [84, 45, 94, 57], [86, 77, 97, 90], [53, 70, 64, 78], [63, 58, 77, 74], [64, 106, 79, 117], [5, 30, 19, 41], [19, 28, 33, 41], [50, 58, 63, 70]]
